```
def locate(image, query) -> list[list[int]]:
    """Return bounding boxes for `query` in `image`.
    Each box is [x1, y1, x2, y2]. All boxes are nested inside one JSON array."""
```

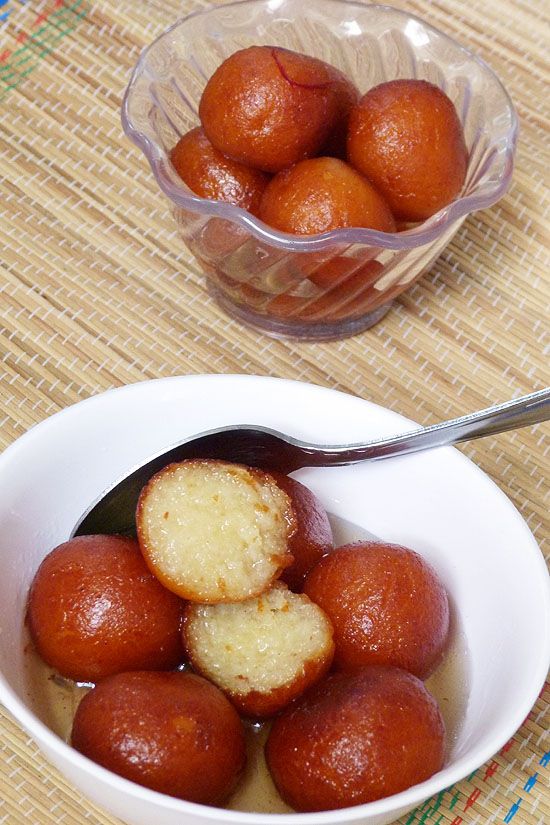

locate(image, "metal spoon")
[[73, 387, 550, 537]]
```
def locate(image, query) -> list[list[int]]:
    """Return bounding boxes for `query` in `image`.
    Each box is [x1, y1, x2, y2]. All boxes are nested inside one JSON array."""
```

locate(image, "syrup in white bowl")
[[24, 513, 469, 814]]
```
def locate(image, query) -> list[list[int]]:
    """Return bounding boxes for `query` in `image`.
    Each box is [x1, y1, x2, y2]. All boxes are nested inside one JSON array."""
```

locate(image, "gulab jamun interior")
[[183, 581, 334, 717], [136, 459, 296, 603]]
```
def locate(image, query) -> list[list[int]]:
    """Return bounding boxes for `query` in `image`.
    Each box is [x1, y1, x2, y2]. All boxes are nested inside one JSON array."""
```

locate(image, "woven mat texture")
[[0, 1, 548, 823]]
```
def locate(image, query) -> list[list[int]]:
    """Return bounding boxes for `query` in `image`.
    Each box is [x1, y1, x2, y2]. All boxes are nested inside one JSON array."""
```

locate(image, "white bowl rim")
[[0, 374, 548, 824]]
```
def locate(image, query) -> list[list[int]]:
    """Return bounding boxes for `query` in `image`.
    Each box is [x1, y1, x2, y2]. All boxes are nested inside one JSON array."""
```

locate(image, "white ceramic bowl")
[[0, 375, 548, 825]]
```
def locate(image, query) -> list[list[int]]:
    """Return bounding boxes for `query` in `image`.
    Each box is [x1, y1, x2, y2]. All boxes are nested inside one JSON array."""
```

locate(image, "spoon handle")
[[317, 387, 550, 464]]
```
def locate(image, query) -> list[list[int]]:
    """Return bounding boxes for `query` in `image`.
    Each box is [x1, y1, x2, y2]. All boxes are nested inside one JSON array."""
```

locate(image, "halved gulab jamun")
[[303, 541, 449, 678], [265, 666, 445, 811], [136, 459, 296, 603], [27, 535, 184, 682], [258, 157, 396, 235], [72, 671, 246, 804], [347, 79, 468, 222], [199, 46, 359, 174], [183, 582, 334, 718], [170, 127, 270, 215]]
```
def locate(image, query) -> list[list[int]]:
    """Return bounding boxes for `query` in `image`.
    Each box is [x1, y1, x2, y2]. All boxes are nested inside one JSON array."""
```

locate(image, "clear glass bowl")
[[122, 0, 517, 341]]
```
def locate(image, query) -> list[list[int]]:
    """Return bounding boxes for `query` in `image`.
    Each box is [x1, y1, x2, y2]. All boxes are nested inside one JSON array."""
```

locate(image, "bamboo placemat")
[[0, 1, 548, 823]]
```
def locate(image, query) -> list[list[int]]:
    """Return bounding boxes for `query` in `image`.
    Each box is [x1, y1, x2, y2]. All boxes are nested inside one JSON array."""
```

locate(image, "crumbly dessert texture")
[[137, 460, 295, 602], [184, 583, 334, 697]]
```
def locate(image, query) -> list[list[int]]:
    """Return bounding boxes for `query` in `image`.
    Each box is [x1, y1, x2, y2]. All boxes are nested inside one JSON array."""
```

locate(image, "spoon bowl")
[[74, 388, 550, 537]]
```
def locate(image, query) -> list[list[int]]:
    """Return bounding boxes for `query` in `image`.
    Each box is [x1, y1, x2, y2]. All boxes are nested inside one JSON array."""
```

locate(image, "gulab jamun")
[[306, 255, 382, 290], [265, 667, 445, 811], [347, 79, 468, 222], [72, 671, 246, 804], [170, 127, 270, 215], [199, 46, 359, 173], [301, 260, 385, 321], [27, 535, 184, 682], [136, 459, 296, 603], [262, 258, 385, 323], [183, 582, 334, 718], [270, 472, 333, 591], [258, 157, 396, 235], [303, 541, 450, 678], [321, 71, 360, 159]]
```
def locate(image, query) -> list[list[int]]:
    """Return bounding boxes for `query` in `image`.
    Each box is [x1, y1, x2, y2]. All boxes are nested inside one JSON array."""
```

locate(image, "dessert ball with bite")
[[170, 127, 270, 215], [136, 459, 296, 603], [348, 79, 468, 222], [183, 582, 334, 717], [27, 535, 184, 682], [270, 472, 333, 591], [266, 667, 445, 811], [258, 157, 396, 235], [303, 541, 449, 678], [72, 671, 246, 804], [199, 46, 358, 173]]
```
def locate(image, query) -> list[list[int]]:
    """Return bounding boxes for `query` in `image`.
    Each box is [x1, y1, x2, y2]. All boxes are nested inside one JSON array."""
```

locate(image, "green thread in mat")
[[0, 1, 89, 99]]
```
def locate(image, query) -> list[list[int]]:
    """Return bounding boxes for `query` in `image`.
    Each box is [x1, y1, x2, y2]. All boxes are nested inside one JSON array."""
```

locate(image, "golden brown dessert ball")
[[347, 79, 468, 222], [170, 127, 270, 215], [270, 472, 333, 590], [199, 46, 359, 173], [303, 541, 449, 678], [183, 582, 334, 718], [136, 459, 296, 603], [301, 259, 385, 321], [225, 258, 385, 323], [321, 72, 361, 159], [306, 254, 381, 290], [72, 671, 246, 804], [258, 257, 384, 323], [26, 535, 184, 682], [265, 667, 445, 811], [258, 157, 396, 235]]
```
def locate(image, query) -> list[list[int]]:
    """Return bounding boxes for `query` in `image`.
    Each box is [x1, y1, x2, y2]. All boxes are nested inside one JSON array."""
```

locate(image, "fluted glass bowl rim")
[[121, 0, 518, 252]]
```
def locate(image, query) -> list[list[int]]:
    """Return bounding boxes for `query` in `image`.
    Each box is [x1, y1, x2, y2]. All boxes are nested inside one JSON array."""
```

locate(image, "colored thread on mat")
[[523, 772, 538, 792], [449, 788, 461, 810], [484, 760, 499, 779], [0, 0, 88, 97], [503, 798, 522, 822], [464, 787, 481, 810]]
